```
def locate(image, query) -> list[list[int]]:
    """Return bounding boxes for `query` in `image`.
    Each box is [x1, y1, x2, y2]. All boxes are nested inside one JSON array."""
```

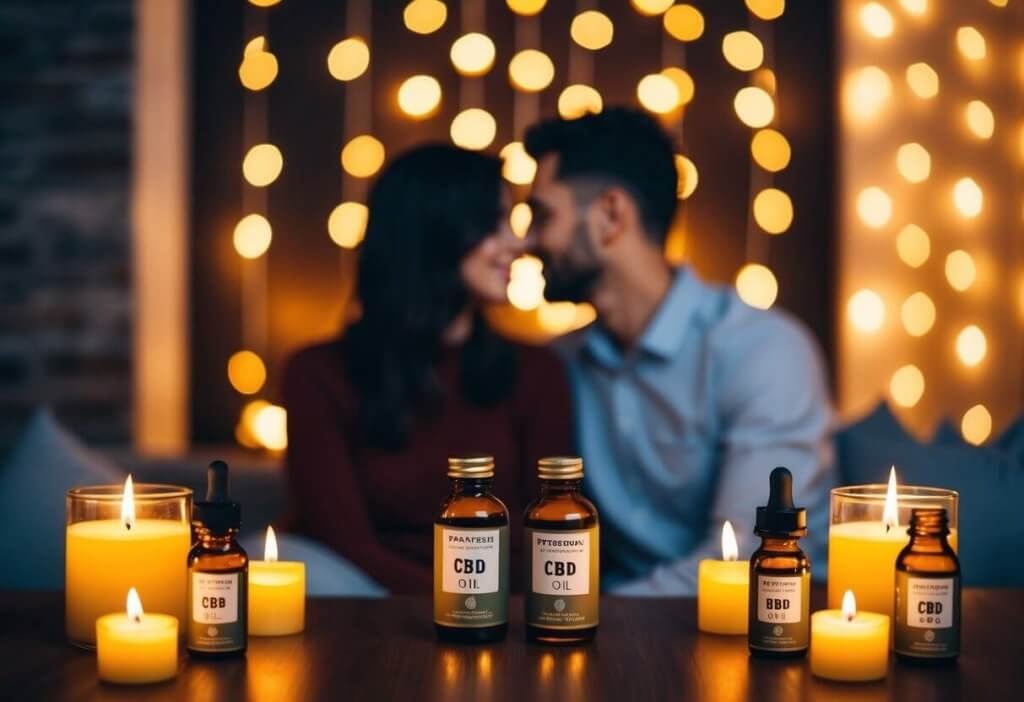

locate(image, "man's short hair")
[[524, 107, 678, 244]]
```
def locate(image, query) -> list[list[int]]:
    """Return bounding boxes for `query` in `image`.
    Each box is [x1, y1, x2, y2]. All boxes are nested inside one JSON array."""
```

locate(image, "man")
[[523, 107, 835, 595]]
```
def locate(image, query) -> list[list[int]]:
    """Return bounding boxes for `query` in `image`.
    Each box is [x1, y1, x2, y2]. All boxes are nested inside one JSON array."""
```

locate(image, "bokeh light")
[[848, 289, 885, 333], [558, 84, 603, 120], [890, 365, 925, 408], [860, 3, 894, 39], [896, 224, 930, 267], [753, 188, 794, 234], [956, 26, 986, 61], [735, 264, 778, 310], [899, 0, 927, 15], [945, 250, 976, 291], [571, 10, 614, 51], [961, 404, 992, 446], [341, 135, 386, 178], [637, 74, 680, 114], [450, 33, 496, 76], [956, 325, 987, 366], [675, 155, 698, 199], [501, 142, 537, 185], [965, 100, 995, 139], [734, 87, 775, 128], [537, 302, 580, 334], [751, 129, 791, 172], [905, 62, 939, 98], [507, 256, 546, 311], [746, 0, 785, 21], [328, 202, 369, 248], [248, 0, 281, 6], [227, 350, 267, 395], [242, 143, 283, 187], [254, 404, 288, 451], [233, 214, 272, 259], [896, 142, 930, 183], [856, 187, 893, 229], [661, 67, 695, 106], [327, 38, 370, 81], [953, 177, 983, 218], [901, 292, 936, 336], [631, 0, 674, 15], [509, 50, 555, 92], [663, 4, 705, 42], [510, 203, 532, 238], [722, 31, 764, 71], [404, 0, 447, 34], [845, 66, 892, 121], [237, 400, 270, 449], [752, 67, 777, 95], [450, 108, 497, 151], [507, 0, 547, 16], [239, 38, 278, 91], [397, 74, 442, 118]]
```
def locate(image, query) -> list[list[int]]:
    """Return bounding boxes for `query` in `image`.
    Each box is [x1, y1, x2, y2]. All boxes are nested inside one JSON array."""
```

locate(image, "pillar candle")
[[96, 588, 178, 684], [248, 527, 305, 636], [697, 521, 749, 635], [811, 590, 889, 682]]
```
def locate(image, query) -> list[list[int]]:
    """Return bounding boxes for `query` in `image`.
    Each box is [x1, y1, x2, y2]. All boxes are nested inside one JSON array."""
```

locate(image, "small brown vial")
[[894, 508, 960, 665]]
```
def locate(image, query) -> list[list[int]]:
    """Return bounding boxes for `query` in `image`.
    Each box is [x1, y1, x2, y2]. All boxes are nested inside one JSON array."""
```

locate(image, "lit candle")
[[249, 526, 305, 636], [96, 588, 178, 684], [811, 590, 889, 682], [697, 521, 749, 635], [66, 476, 191, 646]]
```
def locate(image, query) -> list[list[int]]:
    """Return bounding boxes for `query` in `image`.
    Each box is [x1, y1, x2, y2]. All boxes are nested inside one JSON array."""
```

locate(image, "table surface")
[[1, 588, 1021, 701]]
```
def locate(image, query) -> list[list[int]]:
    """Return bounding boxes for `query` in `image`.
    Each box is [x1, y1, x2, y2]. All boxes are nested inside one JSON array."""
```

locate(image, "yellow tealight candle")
[[96, 588, 178, 684], [249, 526, 306, 636], [698, 521, 750, 635], [811, 590, 889, 682]]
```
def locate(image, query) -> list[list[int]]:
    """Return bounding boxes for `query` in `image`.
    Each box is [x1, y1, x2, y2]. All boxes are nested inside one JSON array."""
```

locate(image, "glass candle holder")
[[66, 482, 192, 648], [827, 484, 958, 622]]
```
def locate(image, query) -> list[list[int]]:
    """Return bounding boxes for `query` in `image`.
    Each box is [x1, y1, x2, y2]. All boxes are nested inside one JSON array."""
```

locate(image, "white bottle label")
[[441, 528, 500, 594], [757, 576, 802, 624], [531, 531, 590, 596], [191, 572, 238, 624], [907, 577, 953, 629]]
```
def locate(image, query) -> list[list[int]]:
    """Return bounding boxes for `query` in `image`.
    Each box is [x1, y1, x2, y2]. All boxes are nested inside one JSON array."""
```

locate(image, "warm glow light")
[[962, 405, 992, 445], [945, 250, 976, 292], [661, 68, 695, 106], [228, 350, 267, 395], [860, 3, 894, 39], [397, 75, 442, 118], [239, 39, 278, 91], [721, 521, 739, 561], [570, 11, 614, 51], [510, 203, 532, 238], [508, 50, 555, 92], [126, 587, 144, 622], [905, 62, 939, 98], [896, 143, 930, 183], [450, 33, 495, 76], [121, 475, 135, 530], [675, 155, 698, 199], [848, 289, 885, 333], [558, 84, 603, 120], [900, 292, 935, 336], [327, 38, 370, 81], [328, 202, 369, 248], [341, 135, 386, 178], [233, 214, 272, 259], [752, 68, 776, 95], [500, 142, 537, 185], [842, 590, 857, 621], [856, 187, 892, 229], [536, 302, 578, 334], [953, 177, 983, 218], [264, 526, 279, 562], [956, 27, 986, 61], [753, 188, 793, 234], [237, 400, 269, 448], [990, 0, 1008, 6], [242, 144, 283, 187], [733, 87, 775, 128], [890, 365, 925, 408], [404, 0, 447, 34], [507, 0, 547, 15], [896, 224, 930, 267], [663, 4, 704, 42], [631, 0, 673, 15], [507, 256, 545, 311], [956, 325, 987, 366], [450, 108, 497, 150], [735, 263, 778, 310], [722, 31, 764, 71], [965, 100, 995, 139], [845, 66, 892, 121], [746, 0, 785, 21], [751, 129, 791, 172], [637, 74, 680, 114], [899, 0, 927, 14], [254, 404, 288, 451], [883, 467, 899, 531]]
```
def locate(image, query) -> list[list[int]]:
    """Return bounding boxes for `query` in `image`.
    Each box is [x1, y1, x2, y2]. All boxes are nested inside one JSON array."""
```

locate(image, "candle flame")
[[882, 466, 899, 533], [842, 589, 857, 622], [264, 525, 278, 562], [121, 475, 136, 530], [721, 520, 739, 561], [126, 587, 144, 623]]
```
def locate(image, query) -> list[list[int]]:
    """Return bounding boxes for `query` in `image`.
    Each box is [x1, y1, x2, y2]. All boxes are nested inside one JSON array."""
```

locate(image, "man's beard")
[[538, 219, 602, 303]]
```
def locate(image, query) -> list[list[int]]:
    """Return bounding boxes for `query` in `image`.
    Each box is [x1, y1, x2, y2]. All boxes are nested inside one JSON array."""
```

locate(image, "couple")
[[283, 107, 835, 596]]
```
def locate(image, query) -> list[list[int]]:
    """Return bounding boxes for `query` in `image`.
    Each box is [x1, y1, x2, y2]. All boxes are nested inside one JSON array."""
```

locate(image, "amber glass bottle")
[[434, 455, 509, 643], [524, 457, 599, 645], [894, 508, 960, 665], [187, 461, 248, 658]]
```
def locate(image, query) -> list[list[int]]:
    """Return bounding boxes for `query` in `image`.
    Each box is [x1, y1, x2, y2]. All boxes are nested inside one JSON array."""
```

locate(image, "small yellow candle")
[[249, 526, 305, 636], [96, 588, 178, 685], [698, 521, 749, 635], [811, 590, 889, 682]]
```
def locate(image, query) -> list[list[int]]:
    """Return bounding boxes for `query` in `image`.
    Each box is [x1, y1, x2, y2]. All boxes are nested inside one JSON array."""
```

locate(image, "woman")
[[283, 144, 572, 594]]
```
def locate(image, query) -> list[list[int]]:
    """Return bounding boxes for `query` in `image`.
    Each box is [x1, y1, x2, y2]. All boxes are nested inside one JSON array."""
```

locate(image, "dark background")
[[190, 0, 836, 443]]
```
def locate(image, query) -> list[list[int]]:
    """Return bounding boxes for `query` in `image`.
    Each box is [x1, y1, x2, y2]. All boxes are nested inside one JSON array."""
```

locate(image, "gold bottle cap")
[[447, 455, 495, 479], [538, 456, 584, 480]]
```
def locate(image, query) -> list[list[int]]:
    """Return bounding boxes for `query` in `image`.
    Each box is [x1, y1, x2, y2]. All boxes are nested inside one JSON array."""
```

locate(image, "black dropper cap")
[[193, 460, 241, 533], [755, 467, 807, 537]]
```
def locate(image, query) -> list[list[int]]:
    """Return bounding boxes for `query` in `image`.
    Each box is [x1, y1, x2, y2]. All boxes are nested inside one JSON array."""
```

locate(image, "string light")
[[899, 0, 927, 15], [662, 4, 704, 42], [965, 100, 995, 139], [753, 188, 794, 234], [860, 3, 895, 39], [570, 10, 614, 51], [956, 325, 987, 366], [631, 0, 673, 16], [956, 27, 986, 61], [507, 256, 545, 311], [397, 75, 442, 118], [242, 144, 283, 187], [507, 0, 547, 16], [328, 202, 369, 248], [341, 135, 386, 178], [450, 33, 496, 77], [500, 142, 537, 185], [751, 129, 791, 172], [722, 31, 764, 71], [848, 289, 885, 333], [845, 66, 891, 122], [900, 292, 935, 336], [227, 350, 267, 395], [953, 177, 983, 218], [745, 0, 785, 21], [661, 68, 695, 107], [233, 214, 272, 259], [558, 84, 603, 120], [856, 187, 893, 229], [733, 87, 775, 128], [735, 264, 779, 310], [404, 0, 447, 35], [675, 155, 698, 199], [510, 203, 532, 238], [239, 37, 278, 91], [327, 38, 370, 81], [905, 63, 939, 98], [945, 250, 977, 292], [450, 108, 497, 151], [896, 224, 930, 267], [253, 404, 288, 451], [248, 0, 281, 6], [890, 365, 925, 408], [637, 74, 680, 114], [896, 142, 930, 183], [961, 405, 992, 446], [508, 50, 555, 92], [752, 68, 776, 95]]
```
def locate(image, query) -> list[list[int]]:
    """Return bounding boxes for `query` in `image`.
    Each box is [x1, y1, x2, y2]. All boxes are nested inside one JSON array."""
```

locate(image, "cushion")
[[0, 409, 124, 590], [838, 403, 1024, 586]]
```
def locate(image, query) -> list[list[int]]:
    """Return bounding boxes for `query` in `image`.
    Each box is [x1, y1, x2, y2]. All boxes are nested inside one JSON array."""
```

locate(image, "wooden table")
[[2, 588, 1021, 701]]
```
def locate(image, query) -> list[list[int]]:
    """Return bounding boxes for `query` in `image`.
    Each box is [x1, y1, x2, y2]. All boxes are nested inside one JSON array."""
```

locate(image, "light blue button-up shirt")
[[558, 266, 836, 595]]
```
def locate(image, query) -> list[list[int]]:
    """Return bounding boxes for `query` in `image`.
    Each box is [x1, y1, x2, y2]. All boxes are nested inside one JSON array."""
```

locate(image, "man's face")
[[527, 155, 603, 303]]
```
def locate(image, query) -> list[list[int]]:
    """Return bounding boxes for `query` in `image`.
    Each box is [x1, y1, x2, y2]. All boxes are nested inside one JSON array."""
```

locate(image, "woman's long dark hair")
[[345, 144, 517, 450]]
